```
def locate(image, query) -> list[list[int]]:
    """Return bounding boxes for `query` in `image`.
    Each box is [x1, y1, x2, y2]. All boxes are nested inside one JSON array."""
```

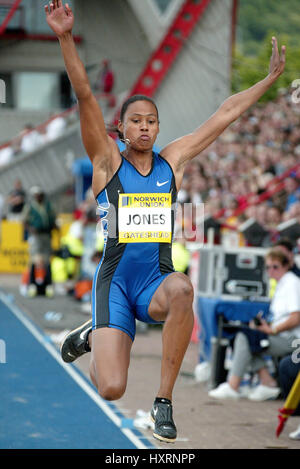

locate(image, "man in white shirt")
[[271, 270, 300, 340], [209, 249, 300, 401]]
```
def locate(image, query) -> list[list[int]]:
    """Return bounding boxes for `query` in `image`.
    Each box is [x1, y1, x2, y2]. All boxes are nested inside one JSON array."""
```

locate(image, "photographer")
[[209, 249, 300, 401]]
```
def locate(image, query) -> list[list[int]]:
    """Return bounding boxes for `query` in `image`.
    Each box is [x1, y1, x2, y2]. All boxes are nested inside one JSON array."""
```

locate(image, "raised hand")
[[44, 0, 74, 37], [269, 36, 286, 78]]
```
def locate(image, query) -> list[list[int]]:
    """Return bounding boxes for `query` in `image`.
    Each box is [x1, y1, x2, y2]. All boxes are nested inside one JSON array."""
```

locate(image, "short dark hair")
[[119, 94, 159, 123], [108, 94, 159, 141], [265, 248, 290, 266], [273, 237, 294, 252]]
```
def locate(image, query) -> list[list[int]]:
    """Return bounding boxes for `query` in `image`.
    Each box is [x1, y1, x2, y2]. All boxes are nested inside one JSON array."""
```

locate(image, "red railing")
[[112, 0, 213, 125], [0, 92, 112, 151], [0, 0, 23, 35], [0, 0, 82, 41]]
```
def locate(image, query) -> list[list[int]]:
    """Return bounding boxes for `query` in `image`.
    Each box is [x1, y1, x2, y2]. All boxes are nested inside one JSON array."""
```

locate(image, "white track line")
[[0, 291, 150, 450]]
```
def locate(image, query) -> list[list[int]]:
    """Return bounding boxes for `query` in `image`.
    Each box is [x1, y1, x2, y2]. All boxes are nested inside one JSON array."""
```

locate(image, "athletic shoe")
[[60, 319, 92, 363], [151, 399, 177, 443], [289, 424, 300, 440], [239, 385, 252, 399], [208, 382, 241, 400], [247, 384, 280, 401]]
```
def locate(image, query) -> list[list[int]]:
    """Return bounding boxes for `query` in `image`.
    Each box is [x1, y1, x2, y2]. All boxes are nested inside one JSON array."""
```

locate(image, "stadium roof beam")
[[0, 0, 23, 36]]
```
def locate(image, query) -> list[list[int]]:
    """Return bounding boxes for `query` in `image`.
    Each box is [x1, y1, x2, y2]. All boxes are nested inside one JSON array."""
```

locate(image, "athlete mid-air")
[[45, 0, 285, 443]]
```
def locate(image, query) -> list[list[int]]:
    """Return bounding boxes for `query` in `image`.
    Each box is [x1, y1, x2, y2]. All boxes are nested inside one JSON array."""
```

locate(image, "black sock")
[[154, 397, 172, 405]]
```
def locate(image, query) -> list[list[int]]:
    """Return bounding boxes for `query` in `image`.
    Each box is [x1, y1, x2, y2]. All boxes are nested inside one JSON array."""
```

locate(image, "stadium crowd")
[[177, 90, 300, 247], [1, 88, 300, 242]]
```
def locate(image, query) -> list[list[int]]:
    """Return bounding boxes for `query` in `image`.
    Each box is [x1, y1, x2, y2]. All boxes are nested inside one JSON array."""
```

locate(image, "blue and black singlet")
[[92, 151, 177, 341]]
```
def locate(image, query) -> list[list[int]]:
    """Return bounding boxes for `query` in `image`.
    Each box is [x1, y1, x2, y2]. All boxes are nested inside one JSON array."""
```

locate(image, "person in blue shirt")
[[45, 0, 286, 443], [284, 177, 300, 211]]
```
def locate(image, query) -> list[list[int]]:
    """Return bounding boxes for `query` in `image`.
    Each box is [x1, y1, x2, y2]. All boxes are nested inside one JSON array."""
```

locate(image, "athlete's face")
[[119, 100, 159, 151]]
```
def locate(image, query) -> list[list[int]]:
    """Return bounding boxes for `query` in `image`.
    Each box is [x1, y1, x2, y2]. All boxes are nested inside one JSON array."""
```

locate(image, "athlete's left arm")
[[161, 37, 285, 181]]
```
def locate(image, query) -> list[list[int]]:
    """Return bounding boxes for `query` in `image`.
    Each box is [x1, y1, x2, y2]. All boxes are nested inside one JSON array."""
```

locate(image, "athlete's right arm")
[[45, 1, 118, 185]]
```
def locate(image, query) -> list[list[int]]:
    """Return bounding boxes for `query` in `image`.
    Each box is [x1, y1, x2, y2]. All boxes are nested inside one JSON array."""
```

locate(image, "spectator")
[[273, 237, 300, 277], [284, 201, 300, 223], [18, 124, 45, 154], [94, 59, 115, 109], [5, 179, 26, 221], [255, 203, 269, 228], [266, 205, 283, 231], [0, 144, 14, 167], [284, 177, 300, 211], [45, 115, 67, 142], [94, 59, 115, 94], [208, 249, 300, 401], [22, 186, 57, 297]]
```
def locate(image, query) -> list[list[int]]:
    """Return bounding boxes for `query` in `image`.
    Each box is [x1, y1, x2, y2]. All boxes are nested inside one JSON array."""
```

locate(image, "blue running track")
[[0, 292, 154, 449]]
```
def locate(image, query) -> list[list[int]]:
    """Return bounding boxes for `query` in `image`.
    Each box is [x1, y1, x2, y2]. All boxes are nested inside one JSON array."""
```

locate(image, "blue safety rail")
[[0, 292, 154, 449]]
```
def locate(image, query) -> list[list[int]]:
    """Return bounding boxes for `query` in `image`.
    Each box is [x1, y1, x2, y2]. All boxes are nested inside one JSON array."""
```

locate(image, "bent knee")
[[97, 380, 126, 401], [234, 331, 250, 350], [167, 273, 194, 302], [89, 362, 127, 401]]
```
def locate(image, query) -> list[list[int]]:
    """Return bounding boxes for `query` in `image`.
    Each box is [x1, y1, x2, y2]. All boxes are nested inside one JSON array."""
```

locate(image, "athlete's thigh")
[[92, 262, 136, 342], [147, 271, 192, 322], [267, 335, 295, 357], [91, 327, 133, 384]]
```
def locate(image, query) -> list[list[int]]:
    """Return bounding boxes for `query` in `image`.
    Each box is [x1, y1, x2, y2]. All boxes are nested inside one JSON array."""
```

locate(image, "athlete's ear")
[[117, 120, 124, 138]]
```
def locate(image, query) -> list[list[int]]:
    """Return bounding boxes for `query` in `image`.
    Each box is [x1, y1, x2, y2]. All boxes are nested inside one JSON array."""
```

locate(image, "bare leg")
[[228, 375, 242, 391], [89, 328, 133, 401], [148, 272, 194, 401], [227, 332, 278, 391], [257, 367, 278, 387]]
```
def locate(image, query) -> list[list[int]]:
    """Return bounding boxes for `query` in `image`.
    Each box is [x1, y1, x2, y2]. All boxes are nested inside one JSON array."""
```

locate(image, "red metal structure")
[[0, 1, 82, 42], [130, 0, 213, 96], [0, 0, 23, 36], [112, 0, 213, 125]]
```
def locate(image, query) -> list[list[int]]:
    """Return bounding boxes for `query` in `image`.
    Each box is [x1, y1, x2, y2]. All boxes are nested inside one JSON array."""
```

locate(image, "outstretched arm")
[[45, 1, 118, 188], [162, 37, 286, 183]]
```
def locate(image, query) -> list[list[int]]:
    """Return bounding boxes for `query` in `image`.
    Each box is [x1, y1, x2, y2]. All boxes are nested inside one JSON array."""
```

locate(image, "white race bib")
[[118, 193, 172, 243]]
